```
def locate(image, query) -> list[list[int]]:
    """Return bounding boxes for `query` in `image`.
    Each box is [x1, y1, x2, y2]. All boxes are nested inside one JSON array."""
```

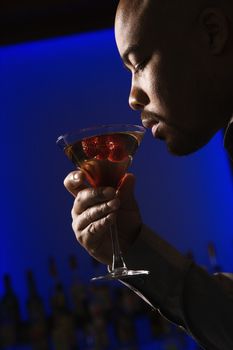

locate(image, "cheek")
[[157, 58, 200, 126], [145, 54, 200, 129], [145, 63, 170, 114]]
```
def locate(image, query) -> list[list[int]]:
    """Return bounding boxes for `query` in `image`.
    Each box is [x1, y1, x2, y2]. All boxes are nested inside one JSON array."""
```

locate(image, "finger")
[[73, 197, 120, 231], [64, 170, 87, 197], [74, 213, 115, 252], [73, 186, 116, 215]]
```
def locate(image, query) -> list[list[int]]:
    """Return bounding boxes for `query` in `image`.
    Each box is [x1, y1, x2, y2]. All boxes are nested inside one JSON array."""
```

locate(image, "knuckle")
[[105, 212, 116, 225], [84, 209, 93, 222], [76, 188, 99, 207], [71, 202, 82, 219], [84, 204, 107, 224], [71, 219, 79, 234], [76, 190, 83, 203], [95, 217, 108, 232], [89, 187, 95, 197], [97, 202, 112, 218], [100, 202, 109, 215], [75, 189, 87, 210], [89, 222, 97, 234], [89, 187, 101, 199], [73, 212, 87, 232], [71, 207, 75, 219]]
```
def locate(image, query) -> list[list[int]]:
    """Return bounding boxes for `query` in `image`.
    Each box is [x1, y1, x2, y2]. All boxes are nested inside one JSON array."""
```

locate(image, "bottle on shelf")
[[26, 269, 49, 350], [112, 287, 138, 349], [207, 242, 221, 273], [87, 284, 110, 350], [68, 255, 89, 327], [48, 257, 77, 350], [0, 273, 21, 347]]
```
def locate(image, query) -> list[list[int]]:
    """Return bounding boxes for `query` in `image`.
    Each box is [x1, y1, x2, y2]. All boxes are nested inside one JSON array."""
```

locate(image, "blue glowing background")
[[1, 29, 233, 318]]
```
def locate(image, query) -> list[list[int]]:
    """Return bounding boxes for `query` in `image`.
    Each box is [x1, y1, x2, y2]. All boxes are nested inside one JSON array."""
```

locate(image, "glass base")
[[91, 267, 150, 281]]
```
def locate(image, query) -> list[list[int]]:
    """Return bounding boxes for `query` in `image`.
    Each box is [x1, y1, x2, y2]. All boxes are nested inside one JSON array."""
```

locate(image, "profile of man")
[[64, 1, 233, 349]]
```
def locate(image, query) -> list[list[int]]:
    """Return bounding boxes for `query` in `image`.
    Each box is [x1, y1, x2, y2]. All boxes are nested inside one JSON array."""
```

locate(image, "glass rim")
[[56, 123, 146, 147]]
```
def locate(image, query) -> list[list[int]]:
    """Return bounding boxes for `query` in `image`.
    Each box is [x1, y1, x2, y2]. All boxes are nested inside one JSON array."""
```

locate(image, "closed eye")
[[134, 59, 147, 74], [122, 57, 149, 75]]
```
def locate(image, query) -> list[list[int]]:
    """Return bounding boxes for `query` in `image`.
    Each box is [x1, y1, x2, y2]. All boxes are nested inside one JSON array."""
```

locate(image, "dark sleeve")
[[119, 225, 233, 350]]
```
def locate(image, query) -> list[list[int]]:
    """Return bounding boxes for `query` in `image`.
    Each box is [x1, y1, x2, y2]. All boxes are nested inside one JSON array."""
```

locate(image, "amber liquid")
[[64, 132, 143, 188]]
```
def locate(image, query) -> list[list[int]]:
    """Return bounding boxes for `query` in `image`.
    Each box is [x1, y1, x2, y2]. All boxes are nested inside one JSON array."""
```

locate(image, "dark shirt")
[[121, 121, 233, 350]]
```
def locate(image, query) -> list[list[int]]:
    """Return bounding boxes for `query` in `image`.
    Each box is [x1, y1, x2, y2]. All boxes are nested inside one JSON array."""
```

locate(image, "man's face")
[[115, 0, 228, 155]]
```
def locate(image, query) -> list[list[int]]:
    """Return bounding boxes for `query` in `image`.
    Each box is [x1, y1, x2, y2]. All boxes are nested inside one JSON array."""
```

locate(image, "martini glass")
[[56, 124, 149, 281]]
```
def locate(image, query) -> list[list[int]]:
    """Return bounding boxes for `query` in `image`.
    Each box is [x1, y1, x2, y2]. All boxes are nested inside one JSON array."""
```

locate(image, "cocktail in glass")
[[56, 124, 149, 281]]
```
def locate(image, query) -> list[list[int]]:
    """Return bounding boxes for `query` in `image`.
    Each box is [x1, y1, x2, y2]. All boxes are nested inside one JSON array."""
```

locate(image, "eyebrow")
[[122, 44, 140, 62]]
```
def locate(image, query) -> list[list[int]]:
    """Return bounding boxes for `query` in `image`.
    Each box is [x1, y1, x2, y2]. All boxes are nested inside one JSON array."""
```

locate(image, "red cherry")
[[106, 135, 121, 151], [81, 137, 98, 158], [82, 136, 109, 160], [106, 134, 128, 162], [95, 136, 109, 160]]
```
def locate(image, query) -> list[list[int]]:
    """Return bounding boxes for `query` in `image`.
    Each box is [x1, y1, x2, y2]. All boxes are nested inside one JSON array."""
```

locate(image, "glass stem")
[[110, 224, 127, 272]]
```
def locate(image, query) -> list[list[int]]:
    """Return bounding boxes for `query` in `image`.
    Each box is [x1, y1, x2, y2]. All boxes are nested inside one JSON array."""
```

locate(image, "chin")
[[162, 123, 219, 156], [166, 136, 209, 156]]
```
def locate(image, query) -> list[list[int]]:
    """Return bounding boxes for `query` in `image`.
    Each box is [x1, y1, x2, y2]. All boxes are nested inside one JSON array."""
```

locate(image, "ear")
[[199, 8, 229, 55]]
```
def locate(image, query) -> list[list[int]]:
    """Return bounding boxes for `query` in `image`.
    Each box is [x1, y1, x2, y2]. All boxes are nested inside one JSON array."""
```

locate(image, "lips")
[[142, 117, 158, 128], [151, 123, 160, 138], [141, 114, 164, 139], [141, 111, 161, 128], [141, 114, 160, 132]]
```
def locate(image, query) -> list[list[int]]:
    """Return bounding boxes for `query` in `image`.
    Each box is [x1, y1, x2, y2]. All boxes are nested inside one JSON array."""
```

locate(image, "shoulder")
[[213, 272, 233, 296]]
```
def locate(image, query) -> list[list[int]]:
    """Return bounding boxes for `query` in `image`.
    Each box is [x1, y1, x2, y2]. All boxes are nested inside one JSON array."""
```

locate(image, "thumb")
[[64, 170, 87, 197]]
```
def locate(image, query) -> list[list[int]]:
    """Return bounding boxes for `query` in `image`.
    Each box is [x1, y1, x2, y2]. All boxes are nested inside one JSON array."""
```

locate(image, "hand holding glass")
[[56, 124, 149, 281]]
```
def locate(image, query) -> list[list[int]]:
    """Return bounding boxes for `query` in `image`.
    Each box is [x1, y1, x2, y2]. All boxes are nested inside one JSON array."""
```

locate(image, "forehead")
[[114, 0, 157, 57], [115, 0, 196, 59]]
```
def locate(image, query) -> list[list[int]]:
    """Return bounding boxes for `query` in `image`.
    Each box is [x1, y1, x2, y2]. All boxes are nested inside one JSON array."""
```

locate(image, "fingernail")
[[102, 187, 115, 198]]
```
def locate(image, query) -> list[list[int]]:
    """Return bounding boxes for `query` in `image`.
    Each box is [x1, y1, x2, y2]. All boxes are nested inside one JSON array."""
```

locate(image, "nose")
[[128, 83, 149, 111]]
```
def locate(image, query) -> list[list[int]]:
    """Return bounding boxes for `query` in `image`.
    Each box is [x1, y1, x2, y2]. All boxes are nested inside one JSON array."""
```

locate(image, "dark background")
[[1, 0, 118, 45]]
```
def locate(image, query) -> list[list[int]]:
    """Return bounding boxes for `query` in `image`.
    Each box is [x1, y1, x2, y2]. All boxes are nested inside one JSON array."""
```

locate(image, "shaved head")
[[116, 0, 233, 30], [115, 0, 233, 155]]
